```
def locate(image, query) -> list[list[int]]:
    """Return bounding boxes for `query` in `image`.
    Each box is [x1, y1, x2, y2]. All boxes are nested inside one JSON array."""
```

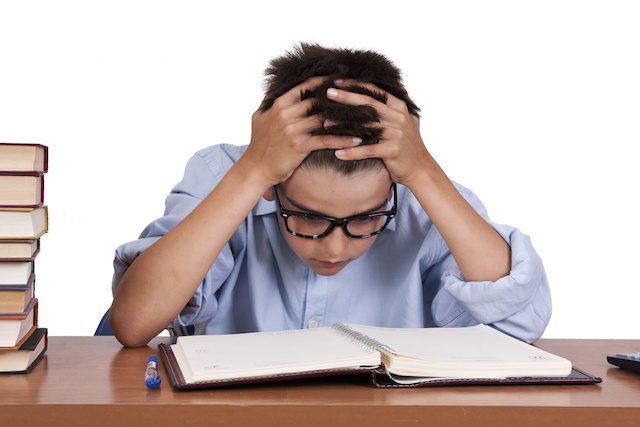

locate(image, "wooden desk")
[[1, 337, 639, 426]]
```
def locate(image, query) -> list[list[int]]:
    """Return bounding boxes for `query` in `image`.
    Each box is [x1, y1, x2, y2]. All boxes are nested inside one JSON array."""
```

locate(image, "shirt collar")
[[254, 196, 277, 216]]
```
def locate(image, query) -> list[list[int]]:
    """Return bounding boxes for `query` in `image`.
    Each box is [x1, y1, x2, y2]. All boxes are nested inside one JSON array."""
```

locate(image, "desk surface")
[[1, 336, 639, 426]]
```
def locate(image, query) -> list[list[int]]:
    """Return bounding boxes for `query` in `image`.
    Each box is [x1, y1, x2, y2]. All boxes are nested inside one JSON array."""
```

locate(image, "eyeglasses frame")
[[272, 183, 397, 239]]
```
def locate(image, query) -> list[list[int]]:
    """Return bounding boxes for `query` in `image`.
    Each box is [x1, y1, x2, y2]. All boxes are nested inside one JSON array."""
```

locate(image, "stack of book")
[[0, 143, 48, 374]]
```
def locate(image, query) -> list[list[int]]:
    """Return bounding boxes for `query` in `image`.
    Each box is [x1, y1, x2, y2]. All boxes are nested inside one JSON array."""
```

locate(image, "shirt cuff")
[[441, 225, 550, 329]]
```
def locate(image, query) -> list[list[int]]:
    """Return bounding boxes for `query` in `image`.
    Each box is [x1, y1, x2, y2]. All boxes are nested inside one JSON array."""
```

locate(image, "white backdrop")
[[1, 1, 638, 338]]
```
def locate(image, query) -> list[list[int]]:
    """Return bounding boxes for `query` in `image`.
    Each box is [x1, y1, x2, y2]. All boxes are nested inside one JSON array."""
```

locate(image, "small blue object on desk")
[[145, 355, 162, 388]]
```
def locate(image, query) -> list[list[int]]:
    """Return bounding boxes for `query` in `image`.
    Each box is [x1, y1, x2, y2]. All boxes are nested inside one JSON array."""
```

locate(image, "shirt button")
[[307, 320, 318, 329]]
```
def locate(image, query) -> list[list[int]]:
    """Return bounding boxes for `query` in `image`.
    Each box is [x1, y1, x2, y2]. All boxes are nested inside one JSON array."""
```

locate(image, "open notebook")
[[158, 323, 601, 389]]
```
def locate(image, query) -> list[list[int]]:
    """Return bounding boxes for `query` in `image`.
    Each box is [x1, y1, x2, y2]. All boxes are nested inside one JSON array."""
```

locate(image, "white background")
[[1, 1, 638, 339]]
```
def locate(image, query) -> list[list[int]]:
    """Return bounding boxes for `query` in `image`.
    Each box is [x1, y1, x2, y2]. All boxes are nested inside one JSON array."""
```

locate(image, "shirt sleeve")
[[111, 148, 236, 329], [429, 186, 552, 343]]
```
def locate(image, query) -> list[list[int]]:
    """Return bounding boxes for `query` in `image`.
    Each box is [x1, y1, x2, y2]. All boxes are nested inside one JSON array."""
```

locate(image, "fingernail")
[[324, 119, 337, 127], [335, 149, 346, 157], [334, 79, 344, 85], [327, 88, 338, 98], [352, 137, 362, 145]]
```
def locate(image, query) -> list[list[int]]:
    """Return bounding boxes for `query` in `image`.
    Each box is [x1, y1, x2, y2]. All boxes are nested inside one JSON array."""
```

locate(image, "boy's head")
[[261, 44, 414, 275], [260, 43, 420, 175]]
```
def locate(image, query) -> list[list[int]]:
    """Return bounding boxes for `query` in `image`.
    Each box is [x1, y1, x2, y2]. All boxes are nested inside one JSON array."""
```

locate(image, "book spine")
[[330, 323, 395, 355]]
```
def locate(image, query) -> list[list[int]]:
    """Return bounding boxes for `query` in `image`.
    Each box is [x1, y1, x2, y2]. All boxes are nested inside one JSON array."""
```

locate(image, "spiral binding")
[[330, 323, 395, 355]]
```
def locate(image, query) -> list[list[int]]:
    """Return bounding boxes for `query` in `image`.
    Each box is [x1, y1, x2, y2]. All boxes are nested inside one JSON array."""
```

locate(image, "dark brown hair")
[[261, 43, 420, 175]]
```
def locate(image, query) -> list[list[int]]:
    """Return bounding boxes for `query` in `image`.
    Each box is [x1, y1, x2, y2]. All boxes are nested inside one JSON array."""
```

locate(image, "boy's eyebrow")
[[284, 193, 390, 217]]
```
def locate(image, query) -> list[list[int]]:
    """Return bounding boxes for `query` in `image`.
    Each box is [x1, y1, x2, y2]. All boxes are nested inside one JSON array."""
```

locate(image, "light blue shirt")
[[112, 144, 551, 343]]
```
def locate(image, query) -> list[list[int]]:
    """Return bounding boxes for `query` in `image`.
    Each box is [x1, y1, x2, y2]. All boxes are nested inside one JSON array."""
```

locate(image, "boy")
[[110, 44, 550, 347]]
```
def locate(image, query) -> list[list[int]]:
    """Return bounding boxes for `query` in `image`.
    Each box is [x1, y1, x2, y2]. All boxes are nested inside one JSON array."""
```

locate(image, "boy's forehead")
[[280, 167, 392, 215], [285, 165, 391, 188]]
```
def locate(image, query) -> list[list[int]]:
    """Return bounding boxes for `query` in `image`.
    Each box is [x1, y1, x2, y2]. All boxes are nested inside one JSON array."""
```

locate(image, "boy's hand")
[[327, 80, 432, 189], [328, 80, 512, 283], [244, 76, 362, 187]]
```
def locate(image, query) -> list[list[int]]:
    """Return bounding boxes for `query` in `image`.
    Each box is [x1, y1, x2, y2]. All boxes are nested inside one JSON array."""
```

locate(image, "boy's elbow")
[[109, 308, 155, 348], [114, 330, 152, 348]]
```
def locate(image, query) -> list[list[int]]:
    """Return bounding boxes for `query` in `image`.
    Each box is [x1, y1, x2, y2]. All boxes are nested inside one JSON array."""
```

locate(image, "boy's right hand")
[[243, 76, 362, 187]]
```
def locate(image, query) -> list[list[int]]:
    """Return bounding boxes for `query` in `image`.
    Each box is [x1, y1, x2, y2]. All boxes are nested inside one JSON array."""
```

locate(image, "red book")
[[0, 143, 48, 173], [0, 173, 45, 208]]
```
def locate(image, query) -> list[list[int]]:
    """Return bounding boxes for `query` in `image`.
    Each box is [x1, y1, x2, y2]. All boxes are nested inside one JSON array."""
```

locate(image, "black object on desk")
[[607, 352, 640, 374]]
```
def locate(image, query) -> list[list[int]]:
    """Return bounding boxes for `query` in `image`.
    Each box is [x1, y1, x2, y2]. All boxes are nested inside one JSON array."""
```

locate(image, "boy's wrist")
[[400, 155, 445, 194], [232, 154, 277, 192]]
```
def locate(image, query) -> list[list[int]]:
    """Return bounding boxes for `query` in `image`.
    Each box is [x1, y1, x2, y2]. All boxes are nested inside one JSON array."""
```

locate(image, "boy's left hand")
[[327, 80, 432, 189], [329, 81, 512, 284]]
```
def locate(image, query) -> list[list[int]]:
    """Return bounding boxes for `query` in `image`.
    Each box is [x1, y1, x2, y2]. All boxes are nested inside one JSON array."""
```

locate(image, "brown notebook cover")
[[158, 342, 375, 390], [370, 366, 602, 388], [157, 343, 602, 390]]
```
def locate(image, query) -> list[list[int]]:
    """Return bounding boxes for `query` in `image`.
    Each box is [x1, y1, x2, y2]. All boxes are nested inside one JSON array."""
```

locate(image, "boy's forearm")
[[407, 157, 511, 283], [110, 160, 271, 347]]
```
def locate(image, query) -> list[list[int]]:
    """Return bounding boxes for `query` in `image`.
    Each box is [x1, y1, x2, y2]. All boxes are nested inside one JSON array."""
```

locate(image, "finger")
[[309, 134, 364, 152], [283, 114, 362, 150], [273, 97, 316, 123], [328, 87, 410, 130], [273, 76, 327, 108], [326, 86, 382, 109], [333, 79, 408, 112], [334, 143, 384, 161], [326, 86, 408, 123], [334, 79, 383, 93]]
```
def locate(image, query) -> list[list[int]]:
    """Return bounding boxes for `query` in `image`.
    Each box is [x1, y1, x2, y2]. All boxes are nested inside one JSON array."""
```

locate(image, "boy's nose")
[[321, 226, 349, 257]]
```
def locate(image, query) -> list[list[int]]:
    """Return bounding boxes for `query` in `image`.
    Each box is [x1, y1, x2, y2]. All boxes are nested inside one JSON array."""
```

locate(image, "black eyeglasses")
[[272, 183, 397, 239]]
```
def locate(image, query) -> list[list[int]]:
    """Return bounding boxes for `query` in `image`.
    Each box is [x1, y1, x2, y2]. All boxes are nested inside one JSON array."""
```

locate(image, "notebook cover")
[[370, 366, 602, 388], [158, 343, 376, 390], [158, 343, 601, 390]]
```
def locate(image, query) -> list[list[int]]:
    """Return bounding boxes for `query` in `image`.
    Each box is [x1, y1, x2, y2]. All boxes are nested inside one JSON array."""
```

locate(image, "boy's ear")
[[263, 188, 275, 202]]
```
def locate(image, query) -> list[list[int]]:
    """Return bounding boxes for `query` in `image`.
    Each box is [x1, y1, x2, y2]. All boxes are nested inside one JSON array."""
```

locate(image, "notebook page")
[[347, 324, 572, 378], [173, 326, 381, 383]]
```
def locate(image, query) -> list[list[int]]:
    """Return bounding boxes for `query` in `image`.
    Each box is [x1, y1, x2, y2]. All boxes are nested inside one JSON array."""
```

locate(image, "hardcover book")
[[0, 276, 34, 314], [0, 143, 48, 173], [0, 299, 37, 349], [0, 173, 45, 208], [0, 261, 33, 286], [0, 327, 47, 374], [0, 207, 48, 240], [0, 239, 40, 260]]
